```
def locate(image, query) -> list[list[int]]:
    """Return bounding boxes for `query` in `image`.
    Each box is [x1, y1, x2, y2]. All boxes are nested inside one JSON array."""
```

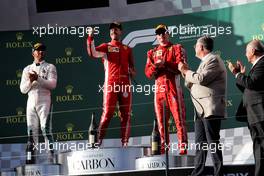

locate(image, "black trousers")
[[248, 121, 264, 176], [191, 116, 223, 176]]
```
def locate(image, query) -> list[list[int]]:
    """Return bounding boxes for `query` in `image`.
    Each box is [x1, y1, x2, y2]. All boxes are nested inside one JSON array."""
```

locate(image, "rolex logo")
[[6, 107, 26, 124], [65, 48, 73, 56], [56, 123, 84, 140], [16, 69, 22, 78], [16, 32, 24, 41], [5, 33, 32, 49], [16, 107, 24, 116], [66, 85, 74, 94], [6, 70, 21, 86], [55, 47, 82, 65], [66, 123, 74, 133], [252, 23, 264, 41], [56, 85, 84, 103]]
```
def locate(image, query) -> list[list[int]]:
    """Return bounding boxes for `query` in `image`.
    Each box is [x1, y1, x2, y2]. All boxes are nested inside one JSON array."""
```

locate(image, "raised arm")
[[87, 36, 107, 58]]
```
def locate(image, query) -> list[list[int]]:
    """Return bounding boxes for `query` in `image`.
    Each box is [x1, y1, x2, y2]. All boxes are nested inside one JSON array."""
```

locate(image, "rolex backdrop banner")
[[0, 2, 264, 143]]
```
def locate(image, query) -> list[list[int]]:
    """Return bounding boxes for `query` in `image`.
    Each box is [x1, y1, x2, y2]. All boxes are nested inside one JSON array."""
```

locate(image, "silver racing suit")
[[20, 60, 57, 150]]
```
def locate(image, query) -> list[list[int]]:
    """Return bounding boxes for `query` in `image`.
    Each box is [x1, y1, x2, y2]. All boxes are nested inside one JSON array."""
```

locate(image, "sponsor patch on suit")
[[156, 50, 162, 57], [108, 46, 119, 52]]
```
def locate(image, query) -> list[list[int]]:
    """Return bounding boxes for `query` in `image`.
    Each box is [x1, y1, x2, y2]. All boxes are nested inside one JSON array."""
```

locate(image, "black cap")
[[109, 22, 122, 30], [32, 43, 46, 52], [155, 24, 169, 35]]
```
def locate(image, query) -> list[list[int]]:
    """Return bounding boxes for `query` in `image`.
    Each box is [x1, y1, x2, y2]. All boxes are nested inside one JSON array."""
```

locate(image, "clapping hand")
[[28, 71, 38, 83], [236, 60, 246, 74], [227, 60, 238, 74], [227, 60, 246, 75]]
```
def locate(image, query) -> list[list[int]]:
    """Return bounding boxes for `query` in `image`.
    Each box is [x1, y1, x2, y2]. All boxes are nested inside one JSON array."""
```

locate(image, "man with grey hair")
[[228, 40, 264, 176], [179, 36, 227, 176]]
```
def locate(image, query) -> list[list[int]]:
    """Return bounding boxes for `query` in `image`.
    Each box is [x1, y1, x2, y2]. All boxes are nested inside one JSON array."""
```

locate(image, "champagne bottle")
[[26, 130, 35, 164], [88, 112, 98, 148], [151, 119, 161, 155]]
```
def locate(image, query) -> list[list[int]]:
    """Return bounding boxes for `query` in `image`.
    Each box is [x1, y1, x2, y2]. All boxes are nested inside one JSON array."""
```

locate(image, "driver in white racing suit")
[[20, 43, 57, 162]]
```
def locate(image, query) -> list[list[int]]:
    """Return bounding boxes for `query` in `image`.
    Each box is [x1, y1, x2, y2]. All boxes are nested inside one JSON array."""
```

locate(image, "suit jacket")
[[236, 56, 264, 125], [235, 100, 247, 122], [185, 53, 227, 119]]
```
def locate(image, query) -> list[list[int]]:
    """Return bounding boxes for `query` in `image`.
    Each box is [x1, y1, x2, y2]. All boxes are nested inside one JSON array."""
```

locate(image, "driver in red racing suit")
[[145, 24, 188, 155], [87, 22, 136, 147]]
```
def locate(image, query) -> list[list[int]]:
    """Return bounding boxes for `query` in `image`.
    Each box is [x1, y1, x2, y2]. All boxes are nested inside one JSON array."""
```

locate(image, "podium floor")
[[75, 164, 254, 176]]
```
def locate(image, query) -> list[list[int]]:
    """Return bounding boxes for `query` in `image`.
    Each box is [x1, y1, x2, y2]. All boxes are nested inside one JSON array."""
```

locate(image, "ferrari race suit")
[[145, 42, 188, 154], [87, 36, 135, 145], [20, 60, 57, 151]]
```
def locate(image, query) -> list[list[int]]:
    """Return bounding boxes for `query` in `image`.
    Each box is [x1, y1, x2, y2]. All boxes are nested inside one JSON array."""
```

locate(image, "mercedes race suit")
[[20, 61, 57, 148]]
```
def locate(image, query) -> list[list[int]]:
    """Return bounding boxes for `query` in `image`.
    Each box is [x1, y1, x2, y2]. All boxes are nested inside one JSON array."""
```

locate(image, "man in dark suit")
[[228, 40, 264, 176]]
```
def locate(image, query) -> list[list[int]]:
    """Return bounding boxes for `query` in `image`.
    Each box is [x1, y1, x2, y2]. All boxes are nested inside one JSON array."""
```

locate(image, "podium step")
[[0, 170, 16, 176], [58, 147, 144, 175], [16, 164, 60, 176], [135, 155, 195, 170]]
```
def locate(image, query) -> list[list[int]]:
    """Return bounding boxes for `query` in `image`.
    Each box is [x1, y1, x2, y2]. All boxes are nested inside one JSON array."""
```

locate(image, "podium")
[[16, 164, 60, 176], [58, 146, 144, 175], [0, 170, 16, 176], [135, 155, 195, 170], [6, 146, 196, 175]]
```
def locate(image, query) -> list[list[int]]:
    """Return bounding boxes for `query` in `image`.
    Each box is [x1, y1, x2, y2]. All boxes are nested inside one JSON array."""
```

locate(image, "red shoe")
[[179, 143, 188, 155]]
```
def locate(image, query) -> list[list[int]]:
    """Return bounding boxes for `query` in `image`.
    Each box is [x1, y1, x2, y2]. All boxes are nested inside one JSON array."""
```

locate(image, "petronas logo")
[[16, 107, 24, 116], [16, 32, 24, 41], [16, 69, 22, 78], [66, 85, 74, 94], [66, 123, 74, 133], [65, 48, 73, 56]]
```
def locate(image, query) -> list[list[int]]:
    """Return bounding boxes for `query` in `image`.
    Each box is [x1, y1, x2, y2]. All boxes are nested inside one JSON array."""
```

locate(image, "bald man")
[[228, 40, 264, 176]]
